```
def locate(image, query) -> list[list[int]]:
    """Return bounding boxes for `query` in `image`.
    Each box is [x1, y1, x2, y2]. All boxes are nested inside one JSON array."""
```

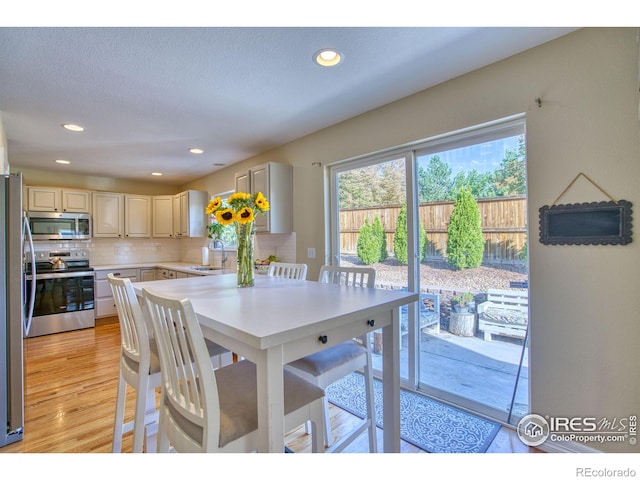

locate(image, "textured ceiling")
[[0, 27, 577, 185]]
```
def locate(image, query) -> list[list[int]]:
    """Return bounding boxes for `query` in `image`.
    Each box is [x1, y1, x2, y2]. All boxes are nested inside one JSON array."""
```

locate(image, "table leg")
[[382, 307, 401, 453], [255, 346, 285, 452]]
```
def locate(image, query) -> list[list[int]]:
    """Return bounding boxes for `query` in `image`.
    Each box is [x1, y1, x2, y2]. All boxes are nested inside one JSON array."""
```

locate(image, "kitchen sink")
[[188, 266, 224, 271]]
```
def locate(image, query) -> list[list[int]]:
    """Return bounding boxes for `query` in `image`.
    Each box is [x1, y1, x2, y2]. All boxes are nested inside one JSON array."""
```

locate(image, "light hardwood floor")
[[1, 319, 538, 454]]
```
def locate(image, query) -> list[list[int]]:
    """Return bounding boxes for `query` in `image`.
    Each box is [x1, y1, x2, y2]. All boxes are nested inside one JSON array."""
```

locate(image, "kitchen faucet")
[[211, 239, 228, 270]]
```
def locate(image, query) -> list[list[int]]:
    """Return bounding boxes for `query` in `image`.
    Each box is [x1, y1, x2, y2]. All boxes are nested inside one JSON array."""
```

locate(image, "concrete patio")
[[370, 327, 529, 423]]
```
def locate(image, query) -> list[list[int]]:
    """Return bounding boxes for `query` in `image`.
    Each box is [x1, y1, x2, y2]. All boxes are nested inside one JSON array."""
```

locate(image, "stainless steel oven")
[[24, 249, 94, 337]]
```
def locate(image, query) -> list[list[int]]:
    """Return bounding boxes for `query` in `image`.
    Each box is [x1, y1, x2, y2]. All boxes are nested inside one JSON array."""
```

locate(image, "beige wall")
[[186, 28, 640, 452]]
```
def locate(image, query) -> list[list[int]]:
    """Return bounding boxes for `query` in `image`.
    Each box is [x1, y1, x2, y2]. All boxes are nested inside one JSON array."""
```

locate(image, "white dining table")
[[132, 273, 417, 453]]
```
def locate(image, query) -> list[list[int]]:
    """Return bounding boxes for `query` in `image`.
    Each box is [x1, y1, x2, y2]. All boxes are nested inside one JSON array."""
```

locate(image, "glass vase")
[[235, 221, 255, 287]]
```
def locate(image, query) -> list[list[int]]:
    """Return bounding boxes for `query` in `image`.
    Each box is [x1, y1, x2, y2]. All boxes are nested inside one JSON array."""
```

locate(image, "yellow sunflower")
[[215, 208, 236, 226], [236, 206, 255, 224], [205, 196, 222, 214], [255, 192, 270, 212], [228, 192, 252, 203]]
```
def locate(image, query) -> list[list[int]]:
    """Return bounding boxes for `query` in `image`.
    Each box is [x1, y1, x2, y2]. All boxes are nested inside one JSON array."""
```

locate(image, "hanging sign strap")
[[551, 172, 618, 206]]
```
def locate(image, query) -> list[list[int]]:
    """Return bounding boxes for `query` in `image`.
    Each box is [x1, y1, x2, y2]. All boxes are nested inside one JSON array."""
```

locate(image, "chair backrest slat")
[[107, 273, 150, 367], [267, 262, 308, 280], [318, 265, 376, 288], [143, 287, 221, 452]]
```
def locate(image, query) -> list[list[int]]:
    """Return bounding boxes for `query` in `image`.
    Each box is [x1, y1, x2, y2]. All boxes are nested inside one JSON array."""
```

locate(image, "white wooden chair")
[[285, 265, 378, 452], [108, 273, 162, 453], [142, 287, 325, 453], [109, 274, 231, 453], [267, 262, 308, 280]]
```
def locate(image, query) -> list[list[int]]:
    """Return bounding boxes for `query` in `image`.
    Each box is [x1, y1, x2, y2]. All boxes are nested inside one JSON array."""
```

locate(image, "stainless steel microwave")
[[27, 212, 92, 240]]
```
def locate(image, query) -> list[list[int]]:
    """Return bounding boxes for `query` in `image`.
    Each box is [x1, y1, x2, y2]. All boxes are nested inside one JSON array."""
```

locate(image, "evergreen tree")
[[372, 215, 388, 261], [493, 136, 527, 196], [452, 169, 498, 199], [393, 204, 427, 265], [418, 155, 454, 202], [356, 218, 380, 264], [393, 205, 409, 264], [446, 186, 485, 269]]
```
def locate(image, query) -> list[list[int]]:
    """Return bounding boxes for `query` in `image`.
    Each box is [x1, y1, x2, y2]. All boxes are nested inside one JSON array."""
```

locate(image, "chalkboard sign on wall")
[[539, 201, 633, 245]]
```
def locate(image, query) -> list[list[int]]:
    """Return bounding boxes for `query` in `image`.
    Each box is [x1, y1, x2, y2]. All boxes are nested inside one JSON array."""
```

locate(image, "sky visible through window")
[[423, 136, 520, 175]]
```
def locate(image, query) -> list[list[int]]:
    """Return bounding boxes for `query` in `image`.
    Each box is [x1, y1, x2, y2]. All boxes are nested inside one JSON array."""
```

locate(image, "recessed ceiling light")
[[55, 159, 71, 165], [189, 148, 204, 154], [313, 49, 343, 67], [61, 123, 85, 132], [151, 172, 163, 176]]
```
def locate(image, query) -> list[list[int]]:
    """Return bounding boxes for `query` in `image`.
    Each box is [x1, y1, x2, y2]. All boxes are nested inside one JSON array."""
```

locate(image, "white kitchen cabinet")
[[172, 190, 208, 238], [28, 186, 91, 213], [152, 195, 174, 238], [124, 195, 151, 238], [94, 268, 138, 318], [157, 268, 177, 280], [92, 192, 124, 237], [234, 162, 292, 233], [139, 268, 157, 281], [92, 192, 151, 238]]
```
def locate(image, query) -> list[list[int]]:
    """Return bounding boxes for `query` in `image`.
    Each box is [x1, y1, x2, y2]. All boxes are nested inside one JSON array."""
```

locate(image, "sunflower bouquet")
[[205, 192, 270, 287], [206, 191, 270, 227]]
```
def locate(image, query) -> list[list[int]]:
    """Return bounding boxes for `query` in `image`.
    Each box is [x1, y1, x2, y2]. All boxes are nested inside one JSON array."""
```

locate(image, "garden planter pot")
[[449, 312, 475, 337]]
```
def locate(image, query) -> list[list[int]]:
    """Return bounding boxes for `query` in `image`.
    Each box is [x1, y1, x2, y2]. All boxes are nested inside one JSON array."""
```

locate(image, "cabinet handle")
[[367, 319, 375, 327], [318, 335, 328, 344], [113, 272, 121, 276]]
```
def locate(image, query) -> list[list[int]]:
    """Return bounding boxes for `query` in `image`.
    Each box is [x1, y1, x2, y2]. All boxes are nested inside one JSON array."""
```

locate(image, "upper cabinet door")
[[235, 171, 250, 194], [235, 162, 292, 234], [152, 195, 174, 238], [62, 190, 91, 213], [28, 187, 91, 213], [173, 190, 207, 238], [92, 192, 124, 237], [28, 187, 60, 212], [249, 165, 270, 233], [124, 195, 151, 238]]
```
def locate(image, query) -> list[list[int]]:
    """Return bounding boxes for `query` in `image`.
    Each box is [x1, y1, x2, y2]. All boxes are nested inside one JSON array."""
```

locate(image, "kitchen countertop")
[[91, 262, 228, 276]]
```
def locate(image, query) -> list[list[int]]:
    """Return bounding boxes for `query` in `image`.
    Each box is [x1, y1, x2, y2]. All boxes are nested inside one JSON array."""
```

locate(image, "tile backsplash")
[[29, 233, 297, 267]]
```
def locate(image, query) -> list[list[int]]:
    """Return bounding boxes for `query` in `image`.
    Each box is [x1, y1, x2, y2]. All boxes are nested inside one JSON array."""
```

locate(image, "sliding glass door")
[[327, 116, 530, 425]]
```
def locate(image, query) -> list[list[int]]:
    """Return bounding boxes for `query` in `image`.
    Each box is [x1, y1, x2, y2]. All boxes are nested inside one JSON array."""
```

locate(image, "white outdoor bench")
[[477, 289, 528, 341]]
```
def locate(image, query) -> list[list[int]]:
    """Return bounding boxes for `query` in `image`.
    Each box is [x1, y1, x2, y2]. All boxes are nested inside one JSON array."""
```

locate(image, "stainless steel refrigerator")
[[1, 172, 34, 448]]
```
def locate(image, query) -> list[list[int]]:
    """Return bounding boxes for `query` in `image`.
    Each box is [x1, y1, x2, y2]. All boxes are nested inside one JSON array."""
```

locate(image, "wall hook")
[[535, 97, 542, 108], [311, 161, 322, 167]]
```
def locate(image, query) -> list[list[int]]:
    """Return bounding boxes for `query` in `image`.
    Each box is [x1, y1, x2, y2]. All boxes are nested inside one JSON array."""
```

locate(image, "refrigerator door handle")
[[23, 215, 35, 337]]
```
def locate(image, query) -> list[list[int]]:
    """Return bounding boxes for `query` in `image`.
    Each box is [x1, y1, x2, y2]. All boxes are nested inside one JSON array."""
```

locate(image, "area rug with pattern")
[[326, 372, 501, 453]]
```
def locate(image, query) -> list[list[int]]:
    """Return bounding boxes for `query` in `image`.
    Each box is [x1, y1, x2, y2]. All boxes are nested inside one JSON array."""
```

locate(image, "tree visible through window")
[[418, 135, 526, 202]]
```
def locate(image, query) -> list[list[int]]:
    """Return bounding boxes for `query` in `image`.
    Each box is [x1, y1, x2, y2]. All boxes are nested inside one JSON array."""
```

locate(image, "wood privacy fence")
[[340, 195, 527, 263]]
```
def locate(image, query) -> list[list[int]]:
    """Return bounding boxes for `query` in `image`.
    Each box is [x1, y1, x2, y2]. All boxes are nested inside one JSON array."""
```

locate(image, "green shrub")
[[446, 186, 485, 270], [357, 218, 380, 264], [393, 204, 427, 265], [372, 215, 388, 262], [520, 241, 528, 262]]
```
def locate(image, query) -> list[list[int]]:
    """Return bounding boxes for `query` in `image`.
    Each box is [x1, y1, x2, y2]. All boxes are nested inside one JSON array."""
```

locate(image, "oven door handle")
[[28, 271, 95, 280]]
